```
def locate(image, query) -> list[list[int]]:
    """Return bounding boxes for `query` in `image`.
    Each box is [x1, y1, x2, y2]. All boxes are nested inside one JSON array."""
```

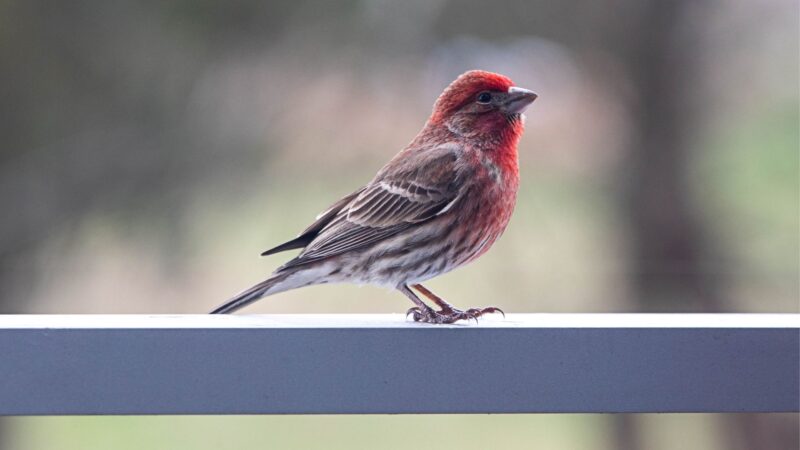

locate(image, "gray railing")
[[0, 314, 797, 415]]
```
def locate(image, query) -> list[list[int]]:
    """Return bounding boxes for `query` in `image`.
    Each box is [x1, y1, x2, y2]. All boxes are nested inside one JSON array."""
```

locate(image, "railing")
[[0, 314, 797, 415]]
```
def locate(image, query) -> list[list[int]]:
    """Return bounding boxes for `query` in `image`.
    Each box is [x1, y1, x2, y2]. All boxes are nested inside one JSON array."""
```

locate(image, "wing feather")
[[260, 187, 366, 256], [277, 143, 467, 269]]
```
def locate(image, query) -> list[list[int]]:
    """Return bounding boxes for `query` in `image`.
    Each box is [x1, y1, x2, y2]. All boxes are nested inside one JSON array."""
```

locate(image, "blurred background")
[[1, 0, 797, 448]]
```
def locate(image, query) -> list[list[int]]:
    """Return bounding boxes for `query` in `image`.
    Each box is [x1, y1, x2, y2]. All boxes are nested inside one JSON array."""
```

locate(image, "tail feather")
[[210, 272, 292, 314]]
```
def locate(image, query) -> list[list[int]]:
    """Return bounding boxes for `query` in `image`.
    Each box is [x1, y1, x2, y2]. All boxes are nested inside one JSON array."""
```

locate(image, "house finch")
[[211, 70, 536, 323]]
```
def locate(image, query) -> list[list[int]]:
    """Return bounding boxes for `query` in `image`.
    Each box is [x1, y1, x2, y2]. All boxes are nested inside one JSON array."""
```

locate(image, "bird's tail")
[[210, 271, 294, 314]]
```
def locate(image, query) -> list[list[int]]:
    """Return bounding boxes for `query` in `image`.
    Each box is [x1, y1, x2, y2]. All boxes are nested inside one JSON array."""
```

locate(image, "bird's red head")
[[429, 70, 537, 140]]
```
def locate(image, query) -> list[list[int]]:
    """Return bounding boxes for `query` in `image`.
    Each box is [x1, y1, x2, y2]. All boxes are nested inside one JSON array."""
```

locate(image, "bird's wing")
[[261, 187, 367, 256], [278, 143, 466, 268]]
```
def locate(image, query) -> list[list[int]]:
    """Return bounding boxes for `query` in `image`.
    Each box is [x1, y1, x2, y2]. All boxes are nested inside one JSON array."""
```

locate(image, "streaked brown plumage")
[[211, 70, 536, 323]]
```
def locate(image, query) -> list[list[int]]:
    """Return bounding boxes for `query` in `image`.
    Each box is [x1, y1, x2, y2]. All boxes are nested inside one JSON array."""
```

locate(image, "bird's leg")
[[398, 284, 438, 323], [411, 284, 458, 312], [410, 283, 504, 324]]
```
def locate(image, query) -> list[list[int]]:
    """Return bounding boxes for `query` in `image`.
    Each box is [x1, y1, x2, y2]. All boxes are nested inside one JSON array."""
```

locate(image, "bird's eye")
[[476, 92, 492, 104]]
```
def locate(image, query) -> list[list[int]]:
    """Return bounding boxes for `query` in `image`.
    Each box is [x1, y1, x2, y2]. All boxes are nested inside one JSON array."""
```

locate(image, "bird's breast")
[[447, 169, 518, 267]]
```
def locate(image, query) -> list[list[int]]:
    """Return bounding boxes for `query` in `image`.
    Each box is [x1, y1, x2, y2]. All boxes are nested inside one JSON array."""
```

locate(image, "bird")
[[210, 70, 537, 323]]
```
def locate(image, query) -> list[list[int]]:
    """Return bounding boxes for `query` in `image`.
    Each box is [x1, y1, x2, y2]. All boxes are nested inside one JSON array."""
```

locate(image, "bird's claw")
[[465, 306, 505, 319], [406, 306, 434, 322], [406, 305, 504, 324]]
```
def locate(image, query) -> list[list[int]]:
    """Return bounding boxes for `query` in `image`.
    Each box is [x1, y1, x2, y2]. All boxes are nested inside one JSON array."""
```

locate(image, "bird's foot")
[[405, 305, 504, 324]]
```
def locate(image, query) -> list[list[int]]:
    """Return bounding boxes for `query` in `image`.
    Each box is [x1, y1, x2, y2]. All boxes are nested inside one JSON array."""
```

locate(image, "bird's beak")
[[503, 86, 537, 114]]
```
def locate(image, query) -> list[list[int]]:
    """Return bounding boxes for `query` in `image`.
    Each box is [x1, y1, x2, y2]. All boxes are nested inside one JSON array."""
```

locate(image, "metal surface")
[[0, 314, 797, 415]]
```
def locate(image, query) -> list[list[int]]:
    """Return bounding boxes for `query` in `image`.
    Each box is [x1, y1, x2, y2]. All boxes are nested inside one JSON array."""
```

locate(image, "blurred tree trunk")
[[616, 1, 797, 449], [615, 1, 711, 445], [622, 0, 721, 314], [728, 414, 800, 450]]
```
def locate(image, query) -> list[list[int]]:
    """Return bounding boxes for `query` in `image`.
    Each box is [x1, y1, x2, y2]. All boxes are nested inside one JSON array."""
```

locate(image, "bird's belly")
[[330, 219, 459, 287]]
